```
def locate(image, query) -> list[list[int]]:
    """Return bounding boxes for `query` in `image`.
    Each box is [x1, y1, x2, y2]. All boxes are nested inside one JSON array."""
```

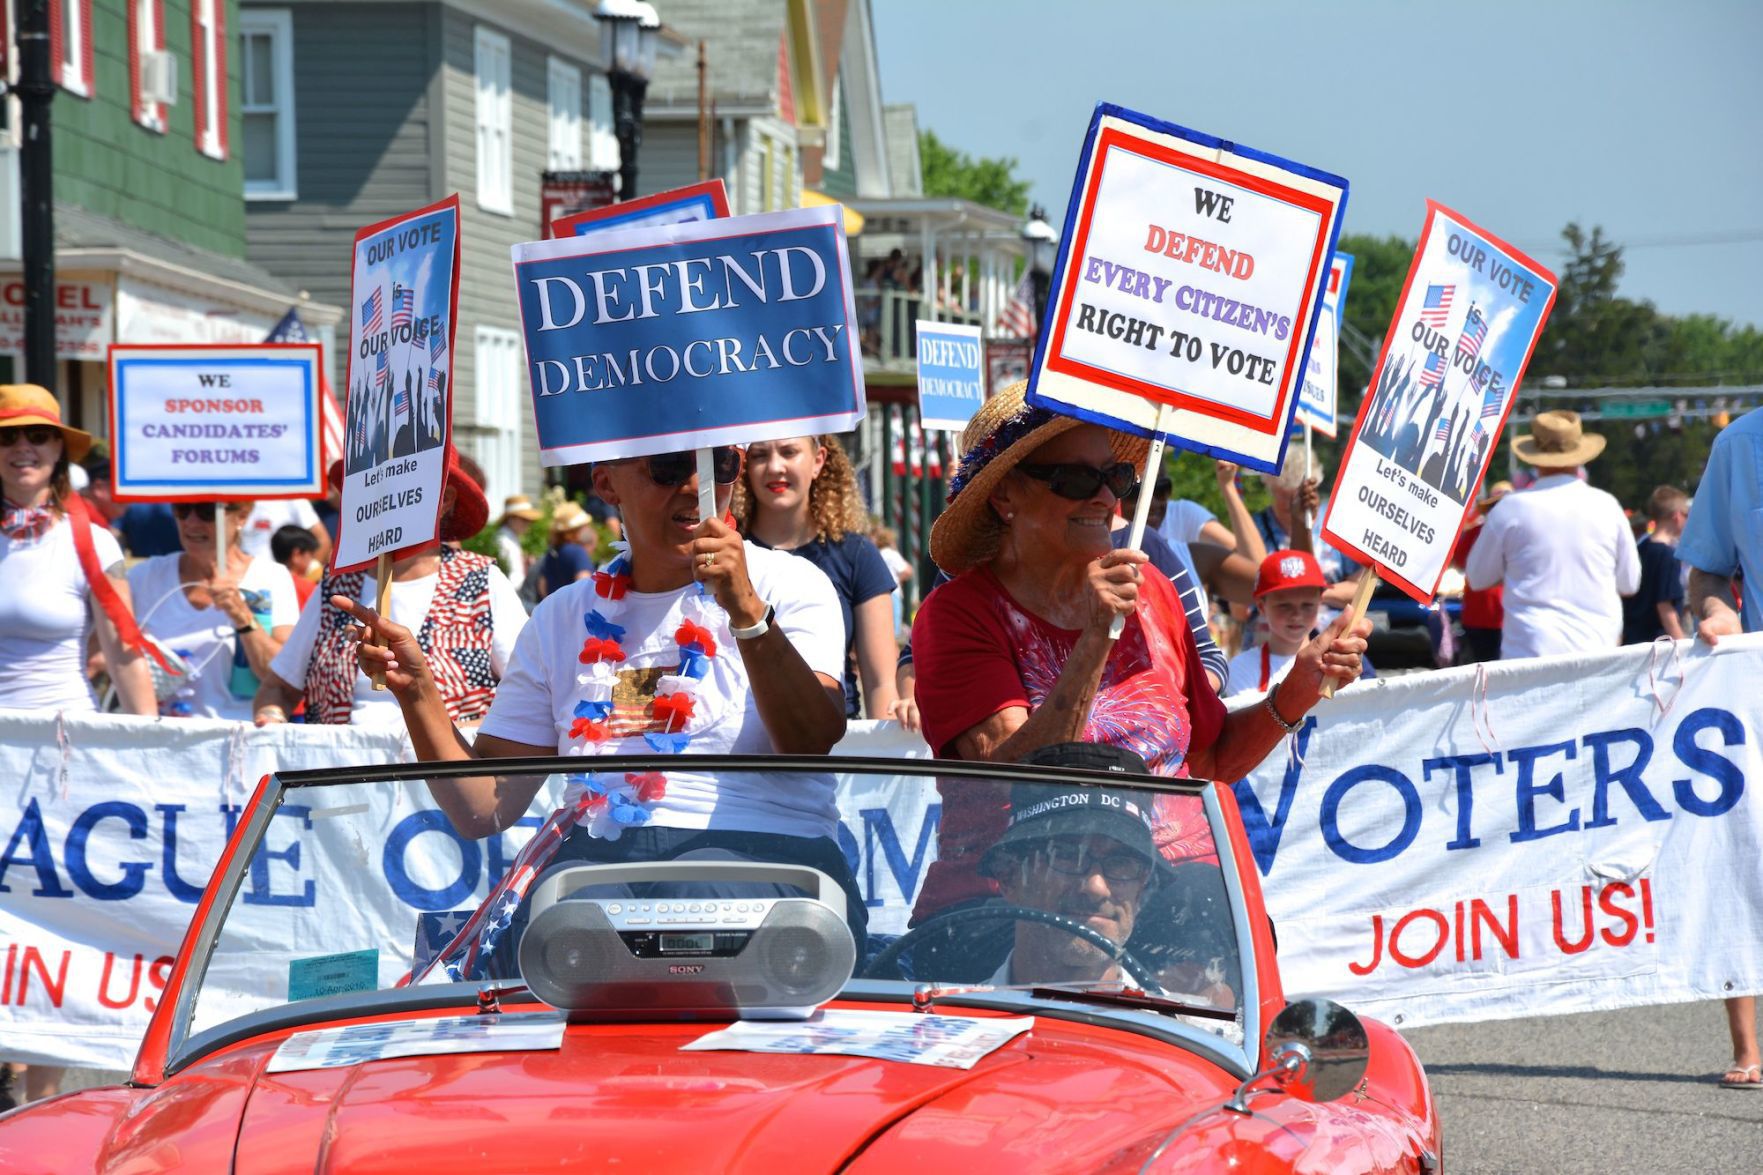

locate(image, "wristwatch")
[[730, 603, 775, 641], [234, 624, 255, 637]]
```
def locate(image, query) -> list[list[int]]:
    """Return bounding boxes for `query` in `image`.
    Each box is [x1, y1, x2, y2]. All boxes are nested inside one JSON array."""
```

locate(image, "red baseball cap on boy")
[[1254, 549, 1325, 599]]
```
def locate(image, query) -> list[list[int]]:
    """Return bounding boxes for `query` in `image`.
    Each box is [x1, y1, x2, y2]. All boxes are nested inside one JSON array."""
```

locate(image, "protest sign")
[[333, 195, 461, 574], [550, 178, 730, 238], [915, 320, 986, 432], [1294, 251, 1354, 438], [108, 343, 324, 502], [1322, 201, 1556, 602], [511, 205, 865, 466], [1028, 103, 1348, 473], [987, 338, 1032, 398]]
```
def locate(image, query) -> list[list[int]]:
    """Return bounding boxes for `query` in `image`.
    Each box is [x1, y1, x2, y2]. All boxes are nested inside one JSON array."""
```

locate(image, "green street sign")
[[1601, 399, 1673, 419]]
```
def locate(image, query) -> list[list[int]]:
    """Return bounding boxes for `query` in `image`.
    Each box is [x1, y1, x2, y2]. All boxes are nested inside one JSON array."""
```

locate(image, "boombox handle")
[[527, 860, 848, 923]]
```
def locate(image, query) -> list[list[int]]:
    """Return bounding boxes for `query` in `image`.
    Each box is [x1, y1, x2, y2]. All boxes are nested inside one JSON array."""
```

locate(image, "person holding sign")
[[126, 500, 299, 720], [333, 445, 860, 967], [734, 435, 899, 720], [0, 385, 154, 717], [912, 382, 1367, 783]]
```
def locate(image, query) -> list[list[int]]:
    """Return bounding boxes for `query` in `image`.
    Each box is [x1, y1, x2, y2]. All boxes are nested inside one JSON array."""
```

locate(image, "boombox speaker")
[[516, 859, 856, 1021]]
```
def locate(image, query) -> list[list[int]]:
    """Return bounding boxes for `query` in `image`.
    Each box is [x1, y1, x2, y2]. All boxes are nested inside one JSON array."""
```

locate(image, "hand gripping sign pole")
[[1109, 401, 1171, 640]]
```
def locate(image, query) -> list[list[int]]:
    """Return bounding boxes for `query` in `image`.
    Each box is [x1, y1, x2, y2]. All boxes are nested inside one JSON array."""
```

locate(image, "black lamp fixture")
[[595, 0, 660, 201], [1021, 204, 1058, 328]]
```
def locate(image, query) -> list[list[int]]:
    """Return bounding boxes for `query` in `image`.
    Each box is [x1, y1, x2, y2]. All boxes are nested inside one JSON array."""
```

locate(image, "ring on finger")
[[702, 552, 715, 568]]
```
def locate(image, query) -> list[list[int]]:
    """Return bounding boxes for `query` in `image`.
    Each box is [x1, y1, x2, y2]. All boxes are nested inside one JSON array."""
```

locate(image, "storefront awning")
[[801, 190, 864, 237]]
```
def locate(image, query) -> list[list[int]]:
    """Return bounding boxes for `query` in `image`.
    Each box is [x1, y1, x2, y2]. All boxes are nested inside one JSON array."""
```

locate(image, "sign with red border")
[[108, 342, 324, 503], [333, 195, 462, 573], [550, 179, 730, 239], [1322, 200, 1557, 603], [1027, 104, 1347, 472]]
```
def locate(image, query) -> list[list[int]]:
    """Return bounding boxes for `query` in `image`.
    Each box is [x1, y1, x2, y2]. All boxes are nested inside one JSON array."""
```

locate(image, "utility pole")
[[695, 40, 709, 183], [16, 0, 55, 388]]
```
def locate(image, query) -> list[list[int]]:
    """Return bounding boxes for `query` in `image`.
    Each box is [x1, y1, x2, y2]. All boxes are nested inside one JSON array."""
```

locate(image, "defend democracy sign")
[[1323, 201, 1557, 602], [1293, 252, 1354, 438], [108, 344, 325, 501], [6, 641, 1761, 1068], [915, 320, 986, 432], [1028, 103, 1348, 472], [512, 205, 865, 466], [550, 178, 730, 238], [334, 196, 461, 573]]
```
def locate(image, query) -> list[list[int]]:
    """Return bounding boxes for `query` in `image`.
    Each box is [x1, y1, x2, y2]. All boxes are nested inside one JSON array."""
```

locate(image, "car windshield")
[[181, 759, 1248, 1060]]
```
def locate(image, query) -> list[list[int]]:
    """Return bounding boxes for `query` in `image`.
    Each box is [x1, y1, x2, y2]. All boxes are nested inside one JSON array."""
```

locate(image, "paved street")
[[1406, 999, 1763, 1172]]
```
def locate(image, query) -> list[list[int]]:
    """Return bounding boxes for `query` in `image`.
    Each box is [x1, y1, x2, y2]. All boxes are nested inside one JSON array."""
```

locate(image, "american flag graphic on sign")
[[391, 286, 415, 330], [361, 289, 384, 334], [1480, 385, 1503, 419], [1456, 306, 1489, 360], [375, 346, 389, 387], [428, 368, 442, 393], [995, 269, 1037, 338], [394, 384, 411, 421], [1420, 284, 1455, 329], [1434, 415, 1452, 442], [1419, 351, 1448, 388], [430, 329, 446, 361]]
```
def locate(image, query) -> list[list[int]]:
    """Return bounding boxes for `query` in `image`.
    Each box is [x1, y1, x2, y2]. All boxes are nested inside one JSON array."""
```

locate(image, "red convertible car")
[[0, 754, 1441, 1172]]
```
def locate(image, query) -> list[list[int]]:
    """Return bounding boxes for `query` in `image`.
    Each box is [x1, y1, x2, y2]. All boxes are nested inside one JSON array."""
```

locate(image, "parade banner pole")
[[695, 448, 716, 523], [1302, 421, 1316, 533], [369, 552, 393, 691], [1319, 568, 1379, 699], [215, 508, 227, 580], [1109, 401, 1171, 640]]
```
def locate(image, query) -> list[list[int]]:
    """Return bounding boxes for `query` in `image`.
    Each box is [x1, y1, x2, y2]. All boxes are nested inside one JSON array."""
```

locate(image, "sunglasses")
[[1016, 461, 1140, 502], [1034, 837, 1153, 884], [643, 446, 742, 488], [172, 502, 245, 521], [0, 425, 59, 447]]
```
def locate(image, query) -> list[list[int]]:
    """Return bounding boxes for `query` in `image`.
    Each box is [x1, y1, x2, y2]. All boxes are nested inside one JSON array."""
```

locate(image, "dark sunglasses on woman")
[[172, 502, 242, 521], [644, 446, 742, 488], [0, 425, 58, 447], [1016, 461, 1140, 502]]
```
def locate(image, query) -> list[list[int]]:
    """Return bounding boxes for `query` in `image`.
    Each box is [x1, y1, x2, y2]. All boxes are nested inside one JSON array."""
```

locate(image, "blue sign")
[[511, 206, 866, 466], [915, 321, 986, 432]]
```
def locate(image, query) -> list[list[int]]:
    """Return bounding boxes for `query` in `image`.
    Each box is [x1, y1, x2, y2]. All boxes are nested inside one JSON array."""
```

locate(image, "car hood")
[[201, 1010, 1240, 1173]]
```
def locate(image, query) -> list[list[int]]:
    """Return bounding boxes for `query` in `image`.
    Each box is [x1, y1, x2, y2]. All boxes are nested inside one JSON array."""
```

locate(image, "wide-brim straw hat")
[[1512, 410, 1605, 469], [500, 493, 542, 524], [929, 380, 1150, 574], [0, 383, 93, 462], [551, 502, 592, 538], [1476, 479, 1514, 510]]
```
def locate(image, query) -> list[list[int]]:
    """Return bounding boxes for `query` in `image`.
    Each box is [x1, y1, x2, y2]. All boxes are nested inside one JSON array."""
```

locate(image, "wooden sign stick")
[[1319, 568, 1379, 699], [369, 550, 394, 691]]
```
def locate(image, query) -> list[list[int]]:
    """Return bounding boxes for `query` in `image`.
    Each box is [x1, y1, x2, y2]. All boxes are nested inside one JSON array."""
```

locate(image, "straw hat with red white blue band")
[[929, 380, 1150, 574]]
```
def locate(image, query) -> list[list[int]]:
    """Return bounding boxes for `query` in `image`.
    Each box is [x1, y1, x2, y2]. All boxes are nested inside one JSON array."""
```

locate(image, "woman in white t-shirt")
[[255, 452, 526, 728], [335, 445, 854, 974], [127, 500, 300, 721], [0, 384, 154, 717], [238, 496, 331, 564]]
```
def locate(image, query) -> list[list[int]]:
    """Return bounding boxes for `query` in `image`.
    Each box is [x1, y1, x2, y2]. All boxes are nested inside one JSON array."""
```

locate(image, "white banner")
[[4, 641, 1760, 1068]]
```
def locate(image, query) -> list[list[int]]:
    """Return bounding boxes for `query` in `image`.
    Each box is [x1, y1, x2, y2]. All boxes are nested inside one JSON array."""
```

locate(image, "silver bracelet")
[[1261, 680, 1303, 733]]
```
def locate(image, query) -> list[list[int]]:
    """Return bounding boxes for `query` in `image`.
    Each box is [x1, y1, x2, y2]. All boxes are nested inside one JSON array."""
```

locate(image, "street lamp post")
[[595, 0, 659, 202], [1021, 204, 1058, 333]]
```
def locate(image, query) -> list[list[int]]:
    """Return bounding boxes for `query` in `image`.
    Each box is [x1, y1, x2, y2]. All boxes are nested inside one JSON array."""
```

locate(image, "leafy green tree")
[[1333, 233, 1418, 394], [918, 129, 1031, 215]]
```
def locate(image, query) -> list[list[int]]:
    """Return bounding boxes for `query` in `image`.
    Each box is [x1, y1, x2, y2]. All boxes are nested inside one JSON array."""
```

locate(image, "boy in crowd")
[[1621, 485, 1689, 644], [1225, 550, 1325, 697], [270, 524, 321, 610]]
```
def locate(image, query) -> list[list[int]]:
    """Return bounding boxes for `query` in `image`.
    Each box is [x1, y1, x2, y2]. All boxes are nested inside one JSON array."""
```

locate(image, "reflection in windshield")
[[188, 767, 1242, 1049]]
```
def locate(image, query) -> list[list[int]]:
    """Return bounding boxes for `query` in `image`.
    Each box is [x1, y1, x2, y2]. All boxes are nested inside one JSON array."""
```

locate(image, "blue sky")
[[872, 0, 1763, 329]]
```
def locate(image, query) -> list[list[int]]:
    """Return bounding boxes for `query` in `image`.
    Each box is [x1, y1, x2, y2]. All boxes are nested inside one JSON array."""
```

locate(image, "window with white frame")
[[472, 327, 524, 502], [474, 27, 513, 215], [586, 73, 619, 173], [823, 71, 842, 172], [131, 0, 166, 130], [547, 57, 582, 171], [241, 9, 297, 198], [53, 0, 94, 97], [191, 0, 227, 159]]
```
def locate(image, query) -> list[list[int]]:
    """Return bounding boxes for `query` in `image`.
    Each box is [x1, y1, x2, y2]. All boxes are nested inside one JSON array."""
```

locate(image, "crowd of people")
[[2, 369, 1757, 1100]]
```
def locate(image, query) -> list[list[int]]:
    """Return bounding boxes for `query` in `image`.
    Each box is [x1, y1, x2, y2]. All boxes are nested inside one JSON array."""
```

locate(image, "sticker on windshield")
[[266, 1013, 568, 1073], [681, 1010, 1035, 1069], [288, 949, 380, 1002]]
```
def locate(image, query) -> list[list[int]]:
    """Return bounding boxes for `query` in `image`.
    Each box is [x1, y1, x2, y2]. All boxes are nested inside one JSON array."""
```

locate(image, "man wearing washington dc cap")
[[1465, 410, 1639, 659]]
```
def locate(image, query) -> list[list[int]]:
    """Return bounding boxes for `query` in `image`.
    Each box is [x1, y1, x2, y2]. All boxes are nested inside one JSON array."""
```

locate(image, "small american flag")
[[428, 368, 442, 393], [374, 347, 389, 387], [1434, 415, 1452, 442], [1456, 306, 1488, 360], [1419, 351, 1448, 388], [361, 288, 384, 334], [430, 329, 446, 361], [995, 268, 1037, 338], [1479, 385, 1503, 419], [394, 385, 411, 421], [1471, 420, 1487, 446], [1420, 283, 1455, 329], [263, 307, 344, 468], [391, 286, 415, 330]]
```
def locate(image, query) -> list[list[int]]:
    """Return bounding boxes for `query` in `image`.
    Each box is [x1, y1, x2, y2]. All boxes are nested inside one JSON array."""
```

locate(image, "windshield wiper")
[[905, 979, 1236, 1022]]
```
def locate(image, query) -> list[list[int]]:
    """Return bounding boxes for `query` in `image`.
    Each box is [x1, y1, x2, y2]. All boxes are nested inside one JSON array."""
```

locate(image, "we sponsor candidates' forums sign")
[[512, 205, 865, 466], [1028, 103, 1347, 472], [108, 343, 324, 501]]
